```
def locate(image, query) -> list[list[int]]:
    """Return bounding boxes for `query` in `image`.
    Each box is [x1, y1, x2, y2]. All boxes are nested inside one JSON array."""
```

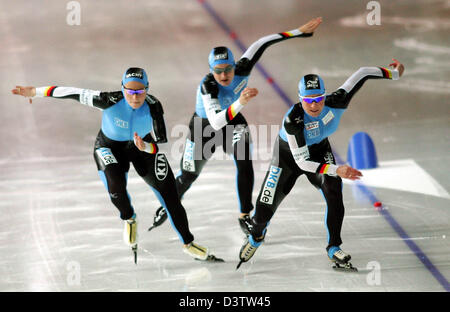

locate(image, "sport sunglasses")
[[212, 65, 234, 75], [122, 86, 147, 95], [300, 94, 326, 104]]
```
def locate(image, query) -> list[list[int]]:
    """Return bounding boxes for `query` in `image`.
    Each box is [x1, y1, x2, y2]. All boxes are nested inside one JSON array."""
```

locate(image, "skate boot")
[[238, 215, 253, 236], [236, 234, 264, 269], [328, 246, 357, 271], [124, 214, 138, 247], [148, 206, 168, 232], [328, 246, 350, 264], [183, 242, 209, 261], [124, 214, 138, 264], [183, 242, 225, 262]]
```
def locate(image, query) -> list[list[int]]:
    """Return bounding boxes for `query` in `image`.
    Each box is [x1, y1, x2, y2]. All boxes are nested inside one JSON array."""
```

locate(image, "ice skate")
[[236, 235, 264, 270], [124, 214, 138, 246], [183, 242, 209, 261], [183, 242, 224, 262], [124, 214, 138, 264], [148, 206, 168, 232], [328, 246, 357, 272]]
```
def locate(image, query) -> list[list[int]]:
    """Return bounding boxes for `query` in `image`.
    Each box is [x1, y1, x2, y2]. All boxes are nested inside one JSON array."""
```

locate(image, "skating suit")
[[176, 29, 314, 214], [251, 66, 399, 249], [34, 86, 195, 244]]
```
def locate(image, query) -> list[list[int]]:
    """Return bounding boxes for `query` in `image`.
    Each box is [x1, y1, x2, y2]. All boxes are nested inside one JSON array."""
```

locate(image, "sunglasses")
[[122, 86, 147, 95], [300, 94, 325, 104], [212, 65, 234, 75]]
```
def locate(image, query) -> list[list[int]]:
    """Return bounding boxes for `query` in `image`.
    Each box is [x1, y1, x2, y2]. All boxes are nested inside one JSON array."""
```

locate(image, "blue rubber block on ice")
[[347, 132, 378, 169]]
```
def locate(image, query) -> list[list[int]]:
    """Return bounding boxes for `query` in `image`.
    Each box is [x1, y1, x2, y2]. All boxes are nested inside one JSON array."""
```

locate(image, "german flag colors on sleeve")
[[379, 67, 399, 80], [280, 31, 295, 37], [44, 86, 57, 96], [316, 163, 338, 176], [144, 142, 157, 154], [225, 100, 244, 123], [35, 86, 57, 97], [379, 67, 392, 79], [318, 164, 330, 174], [279, 29, 301, 38]]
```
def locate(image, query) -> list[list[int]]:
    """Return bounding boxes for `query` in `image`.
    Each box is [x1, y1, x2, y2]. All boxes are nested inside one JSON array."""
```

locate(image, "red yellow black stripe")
[[317, 164, 330, 174], [226, 102, 238, 122], [44, 86, 57, 96], [379, 67, 392, 79], [280, 31, 295, 38], [149, 143, 156, 154]]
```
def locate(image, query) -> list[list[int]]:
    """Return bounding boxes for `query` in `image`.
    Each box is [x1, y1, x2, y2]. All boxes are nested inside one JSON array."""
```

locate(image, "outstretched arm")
[[11, 85, 119, 110], [327, 59, 405, 109], [236, 17, 322, 75]]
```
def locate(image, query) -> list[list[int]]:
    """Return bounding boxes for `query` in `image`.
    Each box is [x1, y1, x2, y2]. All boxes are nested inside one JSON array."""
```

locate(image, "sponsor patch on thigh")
[[155, 153, 168, 181], [259, 165, 282, 205], [95, 148, 118, 166], [182, 138, 196, 172]]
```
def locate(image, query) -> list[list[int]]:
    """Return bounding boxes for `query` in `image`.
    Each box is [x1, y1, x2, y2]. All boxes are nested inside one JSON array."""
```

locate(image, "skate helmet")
[[208, 46, 235, 69], [298, 74, 325, 98], [122, 67, 149, 88]]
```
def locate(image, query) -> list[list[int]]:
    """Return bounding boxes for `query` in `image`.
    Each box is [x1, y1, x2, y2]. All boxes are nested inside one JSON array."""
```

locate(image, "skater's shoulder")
[[285, 104, 304, 122], [145, 93, 161, 105], [235, 57, 251, 76], [325, 89, 347, 109], [99, 90, 124, 105], [200, 73, 219, 94], [284, 104, 304, 133], [202, 73, 216, 84]]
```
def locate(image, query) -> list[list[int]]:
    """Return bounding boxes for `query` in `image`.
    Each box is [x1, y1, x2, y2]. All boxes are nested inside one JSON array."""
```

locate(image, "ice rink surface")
[[0, 0, 449, 292]]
